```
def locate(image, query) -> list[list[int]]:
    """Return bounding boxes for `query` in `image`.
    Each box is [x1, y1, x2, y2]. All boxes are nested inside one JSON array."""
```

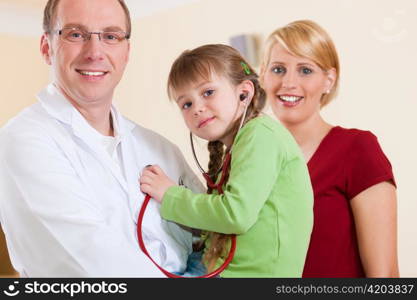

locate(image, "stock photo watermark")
[[2, 280, 127, 297]]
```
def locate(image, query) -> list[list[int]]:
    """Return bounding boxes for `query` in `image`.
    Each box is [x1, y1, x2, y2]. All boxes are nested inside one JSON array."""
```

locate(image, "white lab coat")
[[0, 84, 204, 277]]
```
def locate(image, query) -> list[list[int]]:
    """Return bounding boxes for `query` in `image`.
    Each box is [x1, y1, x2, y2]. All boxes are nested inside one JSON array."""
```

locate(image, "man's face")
[[41, 0, 130, 108]]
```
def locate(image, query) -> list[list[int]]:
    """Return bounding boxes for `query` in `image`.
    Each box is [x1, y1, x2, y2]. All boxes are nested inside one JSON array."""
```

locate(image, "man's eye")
[[272, 66, 285, 74], [68, 31, 84, 39], [103, 33, 119, 40], [301, 67, 313, 75], [182, 102, 192, 109], [203, 90, 214, 97]]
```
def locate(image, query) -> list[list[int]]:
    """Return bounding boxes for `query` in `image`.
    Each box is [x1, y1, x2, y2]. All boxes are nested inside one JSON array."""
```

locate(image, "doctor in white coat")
[[0, 0, 203, 277]]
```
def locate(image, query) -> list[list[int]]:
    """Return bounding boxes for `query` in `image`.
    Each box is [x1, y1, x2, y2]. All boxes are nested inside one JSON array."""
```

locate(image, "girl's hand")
[[139, 165, 176, 203]]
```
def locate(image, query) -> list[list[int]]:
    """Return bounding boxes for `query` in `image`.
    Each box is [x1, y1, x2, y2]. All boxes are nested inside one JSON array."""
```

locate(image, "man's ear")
[[40, 34, 52, 65]]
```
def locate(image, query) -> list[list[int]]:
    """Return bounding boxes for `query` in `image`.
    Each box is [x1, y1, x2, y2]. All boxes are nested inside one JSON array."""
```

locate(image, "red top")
[[302, 126, 396, 278]]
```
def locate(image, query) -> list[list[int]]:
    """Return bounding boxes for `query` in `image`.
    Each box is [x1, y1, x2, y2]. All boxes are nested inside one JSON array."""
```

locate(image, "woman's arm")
[[351, 181, 399, 277]]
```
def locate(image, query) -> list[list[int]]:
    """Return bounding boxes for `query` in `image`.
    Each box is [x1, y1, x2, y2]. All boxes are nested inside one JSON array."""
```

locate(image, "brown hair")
[[167, 44, 266, 271], [43, 0, 132, 38], [261, 20, 340, 107]]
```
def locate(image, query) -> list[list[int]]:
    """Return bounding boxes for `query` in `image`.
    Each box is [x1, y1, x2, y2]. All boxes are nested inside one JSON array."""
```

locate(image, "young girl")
[[140, 44, 313, 277]]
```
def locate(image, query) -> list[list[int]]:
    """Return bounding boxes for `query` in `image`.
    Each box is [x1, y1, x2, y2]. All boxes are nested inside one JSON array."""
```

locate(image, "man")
[[0, 0, 203, 277]]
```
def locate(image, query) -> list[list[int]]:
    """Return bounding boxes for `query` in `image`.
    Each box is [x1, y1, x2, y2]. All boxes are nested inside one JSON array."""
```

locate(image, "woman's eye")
[[272, 66, 285, 74], [301, 67, 313, 75], [203, 90, 214, 97], [182, 102, 192, 110]]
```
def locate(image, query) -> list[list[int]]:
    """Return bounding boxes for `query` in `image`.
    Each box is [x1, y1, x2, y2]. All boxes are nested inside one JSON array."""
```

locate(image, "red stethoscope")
[[137, 149, 236, 278], [137, 99, 250, 278]]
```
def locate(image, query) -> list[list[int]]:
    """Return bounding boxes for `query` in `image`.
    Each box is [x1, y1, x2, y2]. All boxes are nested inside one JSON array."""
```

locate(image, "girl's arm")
[[351, 181, 399, 277], [140, 120, 284, 234]]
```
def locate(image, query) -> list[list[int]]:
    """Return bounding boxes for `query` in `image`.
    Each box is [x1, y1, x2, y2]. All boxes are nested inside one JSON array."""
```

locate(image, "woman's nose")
[[281, 71, 297, 89]]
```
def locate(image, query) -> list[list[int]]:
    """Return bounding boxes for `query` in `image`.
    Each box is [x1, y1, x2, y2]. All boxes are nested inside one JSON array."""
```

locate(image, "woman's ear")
[[324, 67, 337, 93]]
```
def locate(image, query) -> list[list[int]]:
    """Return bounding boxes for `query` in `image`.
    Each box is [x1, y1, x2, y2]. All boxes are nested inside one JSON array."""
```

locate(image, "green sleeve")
[[160, 122, 284, 234]]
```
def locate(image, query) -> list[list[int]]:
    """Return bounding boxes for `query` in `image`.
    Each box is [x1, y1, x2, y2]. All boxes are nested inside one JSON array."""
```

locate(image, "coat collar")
[[37, 83, 135, 141], [37, 83, 141, 199]]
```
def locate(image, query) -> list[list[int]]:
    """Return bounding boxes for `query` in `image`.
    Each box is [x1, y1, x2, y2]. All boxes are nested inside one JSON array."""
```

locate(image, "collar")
[[37, 83, 135, 142]]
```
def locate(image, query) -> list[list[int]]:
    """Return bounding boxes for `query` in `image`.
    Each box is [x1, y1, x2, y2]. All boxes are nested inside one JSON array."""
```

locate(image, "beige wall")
[[1, 0, 416, 276], [0, 33, 49, 126]]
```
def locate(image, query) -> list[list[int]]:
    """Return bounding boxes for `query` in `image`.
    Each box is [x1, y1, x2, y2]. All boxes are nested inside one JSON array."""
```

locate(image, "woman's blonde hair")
[[261, 20, 340, 107], [167, 44, 266, 272]]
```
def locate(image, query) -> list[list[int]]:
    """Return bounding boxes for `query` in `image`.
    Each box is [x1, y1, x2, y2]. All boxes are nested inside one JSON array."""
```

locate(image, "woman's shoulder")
[[331, 126, 379, 147], [327, 126, 390, 167], [332, 126, 395, 199], [332, 125, 374, 136]]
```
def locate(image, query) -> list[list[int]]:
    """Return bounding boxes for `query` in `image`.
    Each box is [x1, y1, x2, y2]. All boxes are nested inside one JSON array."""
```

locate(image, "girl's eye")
[[182, 102, 192, 110], [203, 89, 214, 97], [272, 66, 285, 74], [300, 67, 313, 75]]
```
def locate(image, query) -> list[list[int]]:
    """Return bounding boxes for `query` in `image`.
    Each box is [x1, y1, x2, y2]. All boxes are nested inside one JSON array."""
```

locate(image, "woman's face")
[[262, 43, 335, 127]]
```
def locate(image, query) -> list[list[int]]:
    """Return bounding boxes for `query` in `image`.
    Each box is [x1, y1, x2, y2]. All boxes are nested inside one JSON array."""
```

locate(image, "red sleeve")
[[346, 130, 396, 200]]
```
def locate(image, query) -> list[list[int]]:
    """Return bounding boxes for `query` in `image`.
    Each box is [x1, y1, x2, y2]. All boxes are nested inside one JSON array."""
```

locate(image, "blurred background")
[[0, 0, 416, 277]]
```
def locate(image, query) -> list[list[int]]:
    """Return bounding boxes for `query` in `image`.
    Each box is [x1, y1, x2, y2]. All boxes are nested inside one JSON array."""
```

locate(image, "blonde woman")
[[260, 20, 399, 277]]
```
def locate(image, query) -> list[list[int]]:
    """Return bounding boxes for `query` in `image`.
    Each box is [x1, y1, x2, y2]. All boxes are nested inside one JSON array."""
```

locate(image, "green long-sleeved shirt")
[[161, 115, 313, 277]]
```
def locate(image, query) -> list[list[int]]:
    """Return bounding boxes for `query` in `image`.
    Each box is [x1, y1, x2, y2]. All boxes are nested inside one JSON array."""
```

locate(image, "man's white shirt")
[[0, 84, 204, 277]]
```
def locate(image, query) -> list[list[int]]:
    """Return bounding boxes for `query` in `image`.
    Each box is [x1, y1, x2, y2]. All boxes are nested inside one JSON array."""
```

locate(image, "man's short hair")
[[43, 0, 132, 38]]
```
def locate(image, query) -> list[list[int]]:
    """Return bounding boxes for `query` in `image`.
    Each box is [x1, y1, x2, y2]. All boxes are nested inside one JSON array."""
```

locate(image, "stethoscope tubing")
[[137, 99, 250, 277], [137, 194, 236, 278]]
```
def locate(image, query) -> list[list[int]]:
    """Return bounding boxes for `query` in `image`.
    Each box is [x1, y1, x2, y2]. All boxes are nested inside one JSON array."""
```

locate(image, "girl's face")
[[174, 72, 246, 147], [262, 43, 335, 127]]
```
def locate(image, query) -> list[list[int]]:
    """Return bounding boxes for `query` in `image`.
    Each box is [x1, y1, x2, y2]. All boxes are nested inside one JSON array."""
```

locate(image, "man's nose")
[[82, 33, 105, 61]]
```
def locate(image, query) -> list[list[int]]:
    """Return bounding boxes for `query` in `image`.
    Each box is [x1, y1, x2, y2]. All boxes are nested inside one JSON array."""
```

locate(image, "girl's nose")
[[193, 102, 205, 116]]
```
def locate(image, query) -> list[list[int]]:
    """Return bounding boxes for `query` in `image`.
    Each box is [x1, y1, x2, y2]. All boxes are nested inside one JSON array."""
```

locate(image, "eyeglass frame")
[[50, 27, 130, 45]]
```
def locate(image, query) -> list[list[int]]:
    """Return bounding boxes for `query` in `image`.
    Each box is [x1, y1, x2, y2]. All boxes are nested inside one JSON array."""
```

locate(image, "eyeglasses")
[[55, 28, 130, 45]]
